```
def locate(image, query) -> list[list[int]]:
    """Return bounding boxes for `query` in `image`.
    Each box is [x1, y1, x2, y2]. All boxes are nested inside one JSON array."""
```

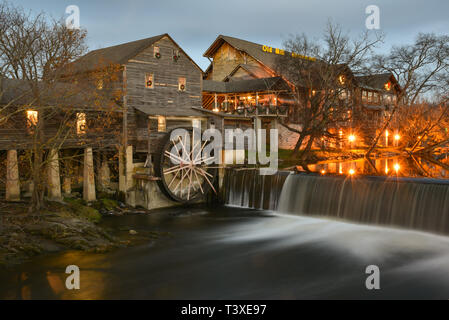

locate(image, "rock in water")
[[129, 230, 138, 235]]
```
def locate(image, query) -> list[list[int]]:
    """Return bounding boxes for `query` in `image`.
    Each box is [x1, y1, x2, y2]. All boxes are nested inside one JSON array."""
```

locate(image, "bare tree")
[[366, 33, 449, 156], [277, 22, 383, 160], [0, 1, 122, 211]]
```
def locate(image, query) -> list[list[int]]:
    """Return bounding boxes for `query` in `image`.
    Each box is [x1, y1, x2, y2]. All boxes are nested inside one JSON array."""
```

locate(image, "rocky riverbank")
[[0, 196, 155, 268]]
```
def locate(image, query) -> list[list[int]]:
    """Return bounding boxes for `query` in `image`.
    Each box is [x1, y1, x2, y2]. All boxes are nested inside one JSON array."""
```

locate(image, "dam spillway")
[[222, 169, 449, 236]]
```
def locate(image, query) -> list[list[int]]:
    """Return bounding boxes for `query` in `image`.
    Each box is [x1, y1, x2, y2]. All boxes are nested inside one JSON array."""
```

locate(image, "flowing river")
[[1, 168, 449, 299]]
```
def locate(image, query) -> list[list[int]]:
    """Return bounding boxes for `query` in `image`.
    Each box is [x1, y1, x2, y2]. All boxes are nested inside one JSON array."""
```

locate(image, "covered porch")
[[202, 76, 293, 118]]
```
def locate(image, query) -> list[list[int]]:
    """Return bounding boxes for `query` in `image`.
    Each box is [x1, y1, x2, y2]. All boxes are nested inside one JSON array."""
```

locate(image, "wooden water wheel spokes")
[[155, 128, 218, 203]]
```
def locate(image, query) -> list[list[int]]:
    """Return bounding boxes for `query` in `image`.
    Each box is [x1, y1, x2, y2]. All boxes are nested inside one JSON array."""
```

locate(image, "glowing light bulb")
[[349, 169, 355, 175], [394, 134, 400, 140], [394, 163, 400, 172], [321, 170, 326, 175], [348, 135, 356, 142]]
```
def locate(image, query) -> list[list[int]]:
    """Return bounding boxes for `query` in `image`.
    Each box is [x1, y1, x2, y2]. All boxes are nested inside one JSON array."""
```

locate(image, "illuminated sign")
[[261, 45, 316, 61], [291, 52, 316, 61], [262, 45, 284, 55]]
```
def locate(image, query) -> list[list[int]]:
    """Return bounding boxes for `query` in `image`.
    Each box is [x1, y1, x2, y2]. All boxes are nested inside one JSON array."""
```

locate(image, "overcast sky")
[[13, 0, 449, 70]]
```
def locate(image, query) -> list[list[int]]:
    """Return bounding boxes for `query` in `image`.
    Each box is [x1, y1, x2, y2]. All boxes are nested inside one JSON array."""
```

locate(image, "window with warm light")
[[76, 113, 87, 135], [26, 110, 38, 127], [361, 90, 367, 103], [178, 77, 186, 91], [157, 116, 166, 132]]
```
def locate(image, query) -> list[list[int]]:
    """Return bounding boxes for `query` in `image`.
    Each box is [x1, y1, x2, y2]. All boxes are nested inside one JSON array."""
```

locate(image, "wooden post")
[[119, 147, 126, 193], [6, 150, 20, 201], [254, 117, 263, 153], [145, 116, 153, 170], [83, 147, 96, 202], [47, 149, 62, 201], [125, 145, 135, 207], [234, 95, 237, 113]]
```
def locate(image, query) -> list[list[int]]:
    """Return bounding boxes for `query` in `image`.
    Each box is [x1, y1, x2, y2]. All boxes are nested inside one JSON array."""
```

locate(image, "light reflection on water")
[[1, 206, 449, 299], [302, 155, 449, 179]]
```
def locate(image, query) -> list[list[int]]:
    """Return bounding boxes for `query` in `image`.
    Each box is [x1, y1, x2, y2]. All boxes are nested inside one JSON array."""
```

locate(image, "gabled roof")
[[225, 64, 273, 81], [66, 33, 203, 75], [204, 35, 354, 89], [355, 73, 401, 92], [204, 35, 283, 74], [0, 77, 118, 109], [134, 105, 205, 117], [203, 76, 290, 94]]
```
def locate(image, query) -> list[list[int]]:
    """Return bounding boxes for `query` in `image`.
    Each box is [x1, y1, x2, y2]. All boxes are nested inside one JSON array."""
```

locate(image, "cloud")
[[15, 0, 449, 69]]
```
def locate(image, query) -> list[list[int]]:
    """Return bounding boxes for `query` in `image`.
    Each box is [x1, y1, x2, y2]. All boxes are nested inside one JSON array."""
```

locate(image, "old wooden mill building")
[[0, 33, 401, 208]]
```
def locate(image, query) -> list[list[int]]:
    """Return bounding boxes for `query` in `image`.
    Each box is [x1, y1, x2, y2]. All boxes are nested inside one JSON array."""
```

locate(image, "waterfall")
[[222, 168, 289, 210], [223, 169, 449, 236]]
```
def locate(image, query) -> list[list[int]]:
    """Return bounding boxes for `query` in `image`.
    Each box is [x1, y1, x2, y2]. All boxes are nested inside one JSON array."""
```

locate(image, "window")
[[173, 49, 180, 62], [157, 116, 166, 132], [26, 110, 38, 127], [178, 77, 186, 91], [154, 46, 160, 59], [76, 113, 87, 135], [145, 73, 154, 89], [368, 91, 373, 102], [361, 90, 367, 103]]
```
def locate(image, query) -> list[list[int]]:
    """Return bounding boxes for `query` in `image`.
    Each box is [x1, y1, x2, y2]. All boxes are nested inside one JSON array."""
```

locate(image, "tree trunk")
[[31, 149, 45, 212], [291, 133, 307, 158], [365, 106, 398, 157], [300, 134, 316, 162]]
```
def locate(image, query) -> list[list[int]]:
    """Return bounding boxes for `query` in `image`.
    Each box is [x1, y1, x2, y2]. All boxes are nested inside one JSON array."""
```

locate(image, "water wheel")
[[154, 128, 218, 203]]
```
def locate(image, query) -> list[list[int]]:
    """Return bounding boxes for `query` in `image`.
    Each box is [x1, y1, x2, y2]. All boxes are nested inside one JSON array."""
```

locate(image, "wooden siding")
[[211, 43, 260, 81], [124, 35, 203, 149], [0, 108, 122, 150]]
